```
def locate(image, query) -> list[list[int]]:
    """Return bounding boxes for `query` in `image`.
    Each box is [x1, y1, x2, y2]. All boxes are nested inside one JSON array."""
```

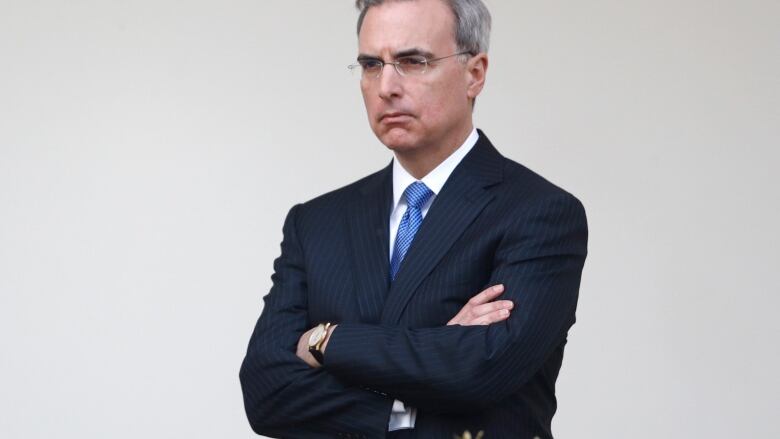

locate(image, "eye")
[[397, 56, 427, 67], [359, 59, 383, 70]]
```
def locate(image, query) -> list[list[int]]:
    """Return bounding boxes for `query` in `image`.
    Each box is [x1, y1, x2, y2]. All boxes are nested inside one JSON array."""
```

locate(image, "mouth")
[[380, 112, 413, 124]]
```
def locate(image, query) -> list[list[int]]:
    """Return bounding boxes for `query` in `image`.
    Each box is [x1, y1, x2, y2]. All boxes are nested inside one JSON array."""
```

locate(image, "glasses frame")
[[348, 51, 473, 79]]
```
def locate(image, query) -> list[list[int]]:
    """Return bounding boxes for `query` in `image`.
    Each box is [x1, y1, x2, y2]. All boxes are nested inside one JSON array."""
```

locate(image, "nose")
[[377, 63, 403, 100]]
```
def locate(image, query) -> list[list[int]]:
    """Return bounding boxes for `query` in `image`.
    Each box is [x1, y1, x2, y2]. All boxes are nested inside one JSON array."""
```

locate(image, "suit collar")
[[456, 128, 505, 190], [391, 127, 480, 208], [357, 128, 503, 195]]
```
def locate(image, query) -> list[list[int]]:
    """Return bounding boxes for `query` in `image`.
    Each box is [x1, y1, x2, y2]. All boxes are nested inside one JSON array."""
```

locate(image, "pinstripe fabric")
[[239, 130, 588, 438], [390, 182, 434, 281]]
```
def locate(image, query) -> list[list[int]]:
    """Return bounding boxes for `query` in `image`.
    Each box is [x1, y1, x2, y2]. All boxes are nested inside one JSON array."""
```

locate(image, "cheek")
[[363, 93, 387, 125], [360, 84, 372, 110], [416, 85, 456, 125], [436, 81, 469, 119]]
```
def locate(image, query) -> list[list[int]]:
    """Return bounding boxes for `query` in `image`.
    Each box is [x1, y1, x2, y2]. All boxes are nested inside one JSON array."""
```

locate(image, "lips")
[[380, 112, 413, 124]]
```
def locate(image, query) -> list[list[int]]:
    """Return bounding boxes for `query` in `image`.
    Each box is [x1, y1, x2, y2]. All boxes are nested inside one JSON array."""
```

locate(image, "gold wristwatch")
[[307, 322, 332, 364]]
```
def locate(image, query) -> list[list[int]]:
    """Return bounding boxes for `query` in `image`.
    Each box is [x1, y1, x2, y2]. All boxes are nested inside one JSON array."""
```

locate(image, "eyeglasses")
[[348, 51, 472, 79]]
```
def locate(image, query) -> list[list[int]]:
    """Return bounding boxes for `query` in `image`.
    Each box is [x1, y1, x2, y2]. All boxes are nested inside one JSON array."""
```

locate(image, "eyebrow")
[[357, 47, 435, 61]]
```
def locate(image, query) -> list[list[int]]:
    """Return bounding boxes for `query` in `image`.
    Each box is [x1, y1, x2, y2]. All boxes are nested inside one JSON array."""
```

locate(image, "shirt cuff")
[[388, 399, 416, 431]]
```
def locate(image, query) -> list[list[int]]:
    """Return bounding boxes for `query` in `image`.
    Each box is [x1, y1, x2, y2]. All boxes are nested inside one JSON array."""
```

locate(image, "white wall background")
[[1, 0, 777, 437]]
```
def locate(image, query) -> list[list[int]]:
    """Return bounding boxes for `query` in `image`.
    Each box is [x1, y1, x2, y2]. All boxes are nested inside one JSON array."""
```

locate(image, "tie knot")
[[404, 182, 433, 209]]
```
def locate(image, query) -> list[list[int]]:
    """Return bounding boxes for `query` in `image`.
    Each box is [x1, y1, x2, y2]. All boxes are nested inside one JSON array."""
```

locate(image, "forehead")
[[358, 0, 457, 55]]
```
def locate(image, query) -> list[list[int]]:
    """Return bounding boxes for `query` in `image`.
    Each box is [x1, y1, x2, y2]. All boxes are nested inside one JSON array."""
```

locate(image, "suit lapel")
[[380, 131, 505, 324], [347, 162, 393, 323]]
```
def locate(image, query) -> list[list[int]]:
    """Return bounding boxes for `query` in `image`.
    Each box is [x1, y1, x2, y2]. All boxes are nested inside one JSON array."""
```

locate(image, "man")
[[239, 0, 588, 438]]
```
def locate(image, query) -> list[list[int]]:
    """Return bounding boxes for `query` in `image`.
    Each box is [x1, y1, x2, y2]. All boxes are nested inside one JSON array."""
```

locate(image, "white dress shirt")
[[387, 127, 479, 431]]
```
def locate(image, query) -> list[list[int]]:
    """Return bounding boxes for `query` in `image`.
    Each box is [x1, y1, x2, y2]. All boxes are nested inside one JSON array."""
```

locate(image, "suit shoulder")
[[292, 166, 388, 219], [495, 157, 588, 245], [500, 157, 585, 210]]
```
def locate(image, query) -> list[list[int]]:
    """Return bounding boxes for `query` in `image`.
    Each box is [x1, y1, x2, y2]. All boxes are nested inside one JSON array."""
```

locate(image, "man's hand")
[[447, 284, 513, 326], [296, 324, 338, 368]]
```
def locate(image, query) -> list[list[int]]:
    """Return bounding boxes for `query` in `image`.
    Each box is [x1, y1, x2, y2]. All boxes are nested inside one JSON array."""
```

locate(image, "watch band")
[[308, 322, 332, 364]]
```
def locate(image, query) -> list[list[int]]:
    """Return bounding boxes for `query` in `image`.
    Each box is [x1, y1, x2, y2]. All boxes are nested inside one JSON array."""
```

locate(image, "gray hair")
[[355, 0, 491, 55]]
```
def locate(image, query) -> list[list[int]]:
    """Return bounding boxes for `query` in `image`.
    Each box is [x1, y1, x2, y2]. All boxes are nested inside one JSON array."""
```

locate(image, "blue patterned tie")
[[390, 181, 434, 281]]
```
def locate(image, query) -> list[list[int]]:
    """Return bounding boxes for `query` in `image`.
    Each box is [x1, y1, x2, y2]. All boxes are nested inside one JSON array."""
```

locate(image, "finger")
[[468, 284, 504, 305], [471, 300, 513, 317], [470, 308, 511, 326], [482, 308, 511, 325]]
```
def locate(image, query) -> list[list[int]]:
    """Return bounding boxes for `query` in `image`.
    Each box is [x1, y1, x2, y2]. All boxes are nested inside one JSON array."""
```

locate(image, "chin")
[[376, 126, 421, 152]]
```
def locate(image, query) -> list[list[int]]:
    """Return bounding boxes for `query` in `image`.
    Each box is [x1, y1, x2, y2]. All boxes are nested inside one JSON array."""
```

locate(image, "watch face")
[[308, 325, 326, 347]]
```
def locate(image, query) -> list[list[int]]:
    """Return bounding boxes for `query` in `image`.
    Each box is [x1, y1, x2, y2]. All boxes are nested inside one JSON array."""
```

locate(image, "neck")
[[394, 123, 473, 179]]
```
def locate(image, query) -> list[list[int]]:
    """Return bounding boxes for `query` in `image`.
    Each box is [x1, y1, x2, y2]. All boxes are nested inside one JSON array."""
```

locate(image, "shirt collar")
[[392, 127, 479, 209]]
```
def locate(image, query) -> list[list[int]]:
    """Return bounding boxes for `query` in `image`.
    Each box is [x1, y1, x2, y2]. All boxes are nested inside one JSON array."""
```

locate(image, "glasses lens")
[[396, 56, 428, 75], [358, 60, 383, 78]]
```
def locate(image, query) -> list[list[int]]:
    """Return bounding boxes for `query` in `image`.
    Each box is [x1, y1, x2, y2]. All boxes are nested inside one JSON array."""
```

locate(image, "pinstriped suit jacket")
[[240, 130, 588, 438]]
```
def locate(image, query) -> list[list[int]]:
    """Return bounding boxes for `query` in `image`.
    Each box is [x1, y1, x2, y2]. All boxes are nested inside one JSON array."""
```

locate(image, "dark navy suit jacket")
[[240, 131, 588, 438]]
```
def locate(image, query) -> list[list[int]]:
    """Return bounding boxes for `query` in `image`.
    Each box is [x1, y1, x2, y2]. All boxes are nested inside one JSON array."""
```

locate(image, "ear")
[[466, 53, 488, 100]]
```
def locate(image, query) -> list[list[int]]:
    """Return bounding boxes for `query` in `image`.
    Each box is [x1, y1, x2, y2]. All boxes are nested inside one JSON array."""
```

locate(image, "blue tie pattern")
[[390, 181, 434, 281]]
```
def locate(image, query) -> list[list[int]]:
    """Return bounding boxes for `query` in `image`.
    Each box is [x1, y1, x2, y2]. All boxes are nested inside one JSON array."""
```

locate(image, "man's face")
[[357, 0, 478, 154]]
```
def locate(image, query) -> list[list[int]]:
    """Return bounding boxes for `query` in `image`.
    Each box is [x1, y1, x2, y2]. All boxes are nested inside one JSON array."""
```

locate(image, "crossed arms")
[[239, 193, 587, 437]]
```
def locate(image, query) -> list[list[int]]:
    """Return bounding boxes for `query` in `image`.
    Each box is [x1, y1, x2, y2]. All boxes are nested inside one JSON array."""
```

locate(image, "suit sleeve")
[[323, 193, 588, 413], [239, 204, 394, 437]]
